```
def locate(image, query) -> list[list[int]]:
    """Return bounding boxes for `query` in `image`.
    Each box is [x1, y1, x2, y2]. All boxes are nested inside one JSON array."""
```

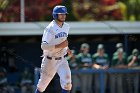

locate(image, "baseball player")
[[35, 5, 72, 93]]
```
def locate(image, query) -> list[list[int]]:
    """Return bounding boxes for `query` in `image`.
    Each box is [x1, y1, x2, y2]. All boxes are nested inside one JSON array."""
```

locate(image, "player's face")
[[82, 47, 89, 54], [57, 14, 66, 22], [118, 52, 123, 58], [98, 49, 104, 55]]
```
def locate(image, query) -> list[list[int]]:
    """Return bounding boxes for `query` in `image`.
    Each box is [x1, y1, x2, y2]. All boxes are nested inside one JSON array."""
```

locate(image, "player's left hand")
[[67, 48, 72, 56]]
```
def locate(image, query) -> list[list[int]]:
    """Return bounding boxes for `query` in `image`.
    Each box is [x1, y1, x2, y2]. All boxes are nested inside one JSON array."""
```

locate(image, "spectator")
[[113, 43, 126, 57], [92, 44, 109, 93], [127, 48, 140, 67], [77, 43, 93, 69], [76, 43, 93, 93], [111, 48, 127, 68], [112, 43, 126, 64], [110, 48, 127, 93], [125, 48, 140, 93], [20, 67, 34, 93], [67, 50, 80, 93], [92, 44, 109, 69]]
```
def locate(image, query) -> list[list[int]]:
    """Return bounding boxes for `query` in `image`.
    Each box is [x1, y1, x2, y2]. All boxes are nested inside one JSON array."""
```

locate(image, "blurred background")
[[0, 0, 140, 93]]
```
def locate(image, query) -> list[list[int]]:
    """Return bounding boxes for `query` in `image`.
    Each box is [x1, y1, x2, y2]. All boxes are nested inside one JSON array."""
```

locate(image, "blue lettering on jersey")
[[55, 32, 67, 39]]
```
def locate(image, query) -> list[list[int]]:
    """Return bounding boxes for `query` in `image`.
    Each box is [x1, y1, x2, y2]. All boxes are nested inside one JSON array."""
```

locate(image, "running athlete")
[[35, 5, 72, 93]]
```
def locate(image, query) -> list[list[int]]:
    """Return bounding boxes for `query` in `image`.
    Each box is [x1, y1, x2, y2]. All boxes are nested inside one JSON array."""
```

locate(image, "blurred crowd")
[[0, 47, 34, 93], [67, 43, 140, 93], [0, 0, 140, 22]]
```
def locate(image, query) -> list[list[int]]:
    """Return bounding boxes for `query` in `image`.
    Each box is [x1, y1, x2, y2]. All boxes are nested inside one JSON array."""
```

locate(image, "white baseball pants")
[[37, 56, 72, 92]]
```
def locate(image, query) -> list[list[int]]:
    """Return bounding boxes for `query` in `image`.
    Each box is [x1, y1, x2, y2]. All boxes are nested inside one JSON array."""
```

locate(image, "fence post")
[[99, 70, 105, 93]]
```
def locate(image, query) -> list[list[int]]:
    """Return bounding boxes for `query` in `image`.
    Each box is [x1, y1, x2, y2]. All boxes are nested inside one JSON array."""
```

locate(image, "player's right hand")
[[55, 40, 68, 48]]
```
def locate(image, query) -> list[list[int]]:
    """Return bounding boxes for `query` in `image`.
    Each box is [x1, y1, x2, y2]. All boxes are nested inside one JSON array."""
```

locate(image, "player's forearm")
[[41, 43, 67, 50], [128, 60, 135, 67], [55, 44, 63, 48], [41, 43, 55, 50], [55, 45, 68, 49], [55, 40, 68, 48]]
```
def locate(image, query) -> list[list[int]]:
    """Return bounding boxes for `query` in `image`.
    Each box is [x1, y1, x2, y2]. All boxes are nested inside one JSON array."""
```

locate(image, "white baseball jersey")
[[42, 20, 70, 57]]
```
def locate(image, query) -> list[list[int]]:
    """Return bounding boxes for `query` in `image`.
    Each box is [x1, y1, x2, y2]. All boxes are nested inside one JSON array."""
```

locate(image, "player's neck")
[[55, 20, 63, 28]]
